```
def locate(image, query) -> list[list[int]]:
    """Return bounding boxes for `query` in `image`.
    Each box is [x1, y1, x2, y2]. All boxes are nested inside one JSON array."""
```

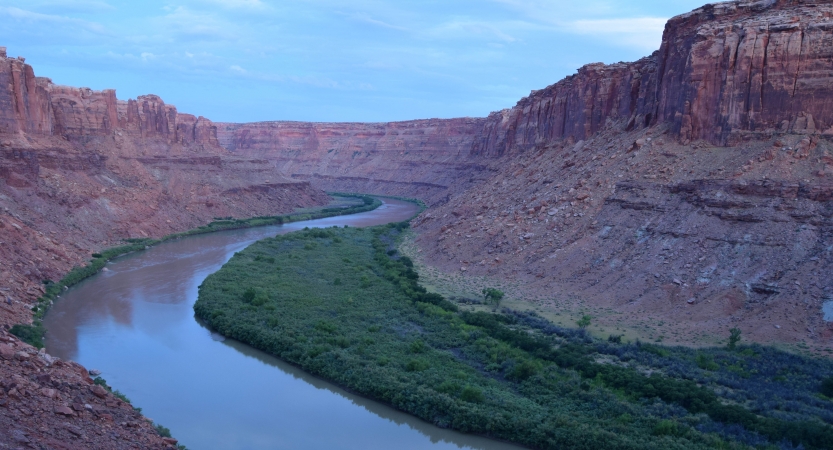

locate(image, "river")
[[43, 199, 526, 450]]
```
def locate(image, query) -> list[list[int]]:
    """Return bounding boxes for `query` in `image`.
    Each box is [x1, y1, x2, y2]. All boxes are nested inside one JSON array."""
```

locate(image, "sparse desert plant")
[[728, 327, 742, 350], [482, 287, 504, 310]]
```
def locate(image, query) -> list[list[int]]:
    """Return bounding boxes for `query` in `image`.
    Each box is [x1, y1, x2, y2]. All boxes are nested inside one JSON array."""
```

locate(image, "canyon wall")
[[217, 0, 833, 198], [216, 118, 488, 203], [474, 0, 833, 156], [409, 0, 833, 348], [0, 47, 218, 146]]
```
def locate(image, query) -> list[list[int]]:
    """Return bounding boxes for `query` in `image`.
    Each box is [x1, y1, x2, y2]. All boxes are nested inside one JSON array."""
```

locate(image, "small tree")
[[482, 288, 504, 311], [727, 327, 742, 350], [577, 315, 592, 329]]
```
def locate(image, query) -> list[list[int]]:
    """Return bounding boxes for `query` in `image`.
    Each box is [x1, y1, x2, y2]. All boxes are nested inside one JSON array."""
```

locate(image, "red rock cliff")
[[217, 119, 488, 203], [474, 0, 833, 157], [0, 48, 218, 145]]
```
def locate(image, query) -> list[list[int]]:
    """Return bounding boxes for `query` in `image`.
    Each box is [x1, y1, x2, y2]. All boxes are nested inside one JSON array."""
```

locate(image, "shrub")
[[410, 339, 427, 353], [728, 328, 742, 350], [577, 315, 591, 329], [241, 287, 257, 303], [696, 353, 719, 371], [460, 385, 484, 403], [154, 424, 172, 438], [405, 359, 429, 372], [9, 322, 45, 349], [508, 359, 541, 381], [482, 288, 504, 310], [653, 420, 679, 436]]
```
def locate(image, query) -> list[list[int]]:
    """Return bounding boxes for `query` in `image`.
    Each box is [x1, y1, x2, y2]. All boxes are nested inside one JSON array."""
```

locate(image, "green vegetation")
[[727, 328, 742, 351], [93, 376, 137, 410], [481, 287, 504, 311], [154, 424, 189, 450], [195, 223, 833, 449], [10, 194, 382, 348], [576, 315, 592, 329]]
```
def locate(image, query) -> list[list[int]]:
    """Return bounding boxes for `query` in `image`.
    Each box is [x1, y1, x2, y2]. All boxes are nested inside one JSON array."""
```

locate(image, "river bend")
[[43, 199, 525, 450]]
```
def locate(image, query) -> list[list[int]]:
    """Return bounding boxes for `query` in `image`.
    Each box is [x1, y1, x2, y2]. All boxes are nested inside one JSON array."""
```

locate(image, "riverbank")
[[42, 197, 484, 450], [10, 194, 382, 349], [1, 194, 383, 449], [195, 223, 833, 449]]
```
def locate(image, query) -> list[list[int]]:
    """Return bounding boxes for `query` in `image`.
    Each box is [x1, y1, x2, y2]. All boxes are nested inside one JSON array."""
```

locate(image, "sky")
[[0, 0, 708, 123]]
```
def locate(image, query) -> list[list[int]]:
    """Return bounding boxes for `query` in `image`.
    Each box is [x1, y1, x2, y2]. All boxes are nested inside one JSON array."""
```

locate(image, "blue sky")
[[0, 0, 707, 123]]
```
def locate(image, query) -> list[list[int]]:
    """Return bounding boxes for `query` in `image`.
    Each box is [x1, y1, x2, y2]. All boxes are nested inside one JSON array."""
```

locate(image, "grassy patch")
[[194, 224, 833, 449]]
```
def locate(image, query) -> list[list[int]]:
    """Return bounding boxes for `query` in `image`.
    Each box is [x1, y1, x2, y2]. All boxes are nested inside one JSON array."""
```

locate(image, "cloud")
[[7, 0, 115, 15], [565, 17, 667, 51], [0, 6, 112, 45], [346, 12, 408, 31], [160, 7, 239, 42], [427, 20, 519, 43], [199, 0, 267, 9], [487, 0, 668, 51]]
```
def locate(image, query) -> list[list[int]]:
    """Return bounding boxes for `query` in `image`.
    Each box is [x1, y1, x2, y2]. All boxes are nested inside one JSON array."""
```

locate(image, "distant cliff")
[[216, 119, 488, 203], [0, 48, 328, 328]]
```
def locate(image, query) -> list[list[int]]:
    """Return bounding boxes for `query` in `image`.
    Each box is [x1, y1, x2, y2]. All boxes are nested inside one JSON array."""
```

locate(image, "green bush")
[[9, 322, 45, 349], [459, 386, 484, 403]]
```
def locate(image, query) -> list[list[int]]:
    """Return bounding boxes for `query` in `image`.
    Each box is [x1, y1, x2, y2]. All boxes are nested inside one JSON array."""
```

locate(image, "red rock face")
[[0, 53, 218, 146], [217, 119, 488, 203], [0, 50, 329, 330], [474, 0, 833, 156]]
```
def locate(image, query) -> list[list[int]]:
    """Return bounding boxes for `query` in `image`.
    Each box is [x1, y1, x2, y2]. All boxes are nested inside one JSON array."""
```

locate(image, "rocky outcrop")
[[0, 49, 218, 146], [0, 329, 179, 449], [217, 119, 488, 203], [214, 1, 833, 198], [473, 0, 833, 156]]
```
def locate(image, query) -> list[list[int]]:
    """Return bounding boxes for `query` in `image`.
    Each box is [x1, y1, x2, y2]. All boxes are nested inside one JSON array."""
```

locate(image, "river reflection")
[[43, 199, 527, 450]]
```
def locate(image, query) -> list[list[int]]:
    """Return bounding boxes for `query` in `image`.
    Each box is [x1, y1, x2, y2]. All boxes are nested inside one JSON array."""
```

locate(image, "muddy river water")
[[43, 199, 525, 450]]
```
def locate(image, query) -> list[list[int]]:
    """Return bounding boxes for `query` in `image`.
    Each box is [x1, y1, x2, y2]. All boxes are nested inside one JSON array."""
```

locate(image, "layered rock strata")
[[413, 126, 833, 347], [474, 0, 833, 156], [216, 119, 488, 204]]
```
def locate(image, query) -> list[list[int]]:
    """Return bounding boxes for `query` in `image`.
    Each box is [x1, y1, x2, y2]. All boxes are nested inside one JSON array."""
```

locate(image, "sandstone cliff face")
[[0, 48, 219, 146], [217, 118, 488, 203], [474, 0, 833, 157]]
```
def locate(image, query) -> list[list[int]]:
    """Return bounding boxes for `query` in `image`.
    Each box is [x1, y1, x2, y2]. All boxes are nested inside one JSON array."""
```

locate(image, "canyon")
[[1, 0, 833, 447]]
